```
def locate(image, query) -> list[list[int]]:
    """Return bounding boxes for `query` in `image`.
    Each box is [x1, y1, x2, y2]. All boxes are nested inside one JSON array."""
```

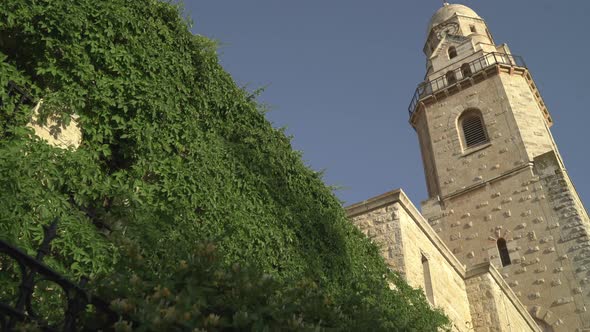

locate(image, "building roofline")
[[346, 189, 541, 331], [345, 188, 467, 276]]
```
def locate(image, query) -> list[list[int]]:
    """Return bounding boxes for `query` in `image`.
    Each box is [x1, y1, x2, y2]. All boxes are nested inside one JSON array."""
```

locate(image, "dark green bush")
[[0, 0, 449, 330]]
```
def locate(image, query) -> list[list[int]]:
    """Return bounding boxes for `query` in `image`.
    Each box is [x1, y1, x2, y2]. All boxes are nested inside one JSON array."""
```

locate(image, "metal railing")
[[0, 82, 124, 330], [408, 52, 526, 116], [0, 220, 120, 331], [0, 81, 35, 113]]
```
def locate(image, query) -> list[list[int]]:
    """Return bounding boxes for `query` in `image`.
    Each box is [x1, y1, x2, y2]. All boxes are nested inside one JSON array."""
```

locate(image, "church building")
[[347, 3, 590, 331]]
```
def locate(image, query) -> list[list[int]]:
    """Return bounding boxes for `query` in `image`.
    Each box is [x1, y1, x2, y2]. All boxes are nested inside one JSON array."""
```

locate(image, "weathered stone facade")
[[348, 3, 590, 331], [27, 100, 82, 149], [347, 190, 540, 332]]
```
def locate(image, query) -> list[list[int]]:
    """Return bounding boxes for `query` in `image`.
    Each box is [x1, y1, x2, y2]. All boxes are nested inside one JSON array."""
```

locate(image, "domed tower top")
[[422, 2, 498, 74], [427, 3, 481, 35]]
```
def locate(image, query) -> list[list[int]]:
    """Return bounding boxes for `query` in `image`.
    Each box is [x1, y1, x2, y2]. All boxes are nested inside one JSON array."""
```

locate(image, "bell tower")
[[410, 3, 590, 331]]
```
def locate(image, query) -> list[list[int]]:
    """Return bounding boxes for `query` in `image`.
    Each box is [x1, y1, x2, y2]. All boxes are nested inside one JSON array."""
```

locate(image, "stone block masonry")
[[347, 189, 540, 332]]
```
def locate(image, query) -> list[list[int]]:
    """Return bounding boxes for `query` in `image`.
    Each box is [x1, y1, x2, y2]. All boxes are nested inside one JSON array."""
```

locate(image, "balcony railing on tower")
[[408, 52, 526, 116]]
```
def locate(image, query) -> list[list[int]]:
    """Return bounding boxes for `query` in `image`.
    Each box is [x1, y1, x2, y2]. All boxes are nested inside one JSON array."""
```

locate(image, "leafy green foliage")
[[91, 242, 445, 331], [0, 0, 449, 330]]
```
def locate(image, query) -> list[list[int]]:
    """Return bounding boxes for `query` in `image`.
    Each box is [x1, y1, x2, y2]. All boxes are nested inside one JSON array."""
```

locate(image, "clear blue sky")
[[185, 1, 590, 207]]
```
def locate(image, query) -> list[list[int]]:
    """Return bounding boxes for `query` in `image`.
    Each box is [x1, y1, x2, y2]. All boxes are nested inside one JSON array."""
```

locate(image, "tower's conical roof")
[[428, 3, 481, 33]]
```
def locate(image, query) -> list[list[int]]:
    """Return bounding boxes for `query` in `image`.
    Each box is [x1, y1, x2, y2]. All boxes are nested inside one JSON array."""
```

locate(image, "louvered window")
[[460, 111, 488, 148]]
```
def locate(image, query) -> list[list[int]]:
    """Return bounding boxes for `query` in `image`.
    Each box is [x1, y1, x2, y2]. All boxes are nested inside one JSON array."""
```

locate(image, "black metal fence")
[[408, 52, 526, 116], [0, 82, 123, 331], [0, 220, 120, 331], [1, 81, 35, 114]]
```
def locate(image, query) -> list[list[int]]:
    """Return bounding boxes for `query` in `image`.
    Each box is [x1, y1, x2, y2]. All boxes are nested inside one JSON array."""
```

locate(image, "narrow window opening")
[[497, 238, 511, 267], [459, 109, 488, 148], [470, 25, 477, 33], [448, 46, 457, 59], [461, 63, 472, 78], [446, 71, 457, 85], [422, 254, 435, 304]]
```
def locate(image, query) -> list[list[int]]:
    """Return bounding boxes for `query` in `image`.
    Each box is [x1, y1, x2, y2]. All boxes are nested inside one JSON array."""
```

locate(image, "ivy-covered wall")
[[0, 0, 449, 330]]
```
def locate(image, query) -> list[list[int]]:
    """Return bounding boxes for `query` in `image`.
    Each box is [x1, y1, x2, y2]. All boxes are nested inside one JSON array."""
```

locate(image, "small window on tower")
[[497, 238, 511, 267], [458, 109, 489, 149], [470, 25, 477, 33], [448, 46, 457, 59]]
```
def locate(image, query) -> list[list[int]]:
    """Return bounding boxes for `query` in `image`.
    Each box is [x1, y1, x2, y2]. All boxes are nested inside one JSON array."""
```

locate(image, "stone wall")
[[27, 100, 82, 149], [410, 57, 590, 330], [396, 198, 472, 329], [421, 153, 590, 330], [534, 152, 590, 330], [413, 73, 534, 199], [348, 192, 406, 274], [500, 74, 553, 161], [465, 264, 539, 332], [348, 190, 471, 330], [347, 189, 539, 331]]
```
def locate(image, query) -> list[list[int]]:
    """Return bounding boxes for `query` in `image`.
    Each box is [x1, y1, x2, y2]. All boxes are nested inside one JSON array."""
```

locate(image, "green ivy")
[[0, 0, 449, 330]]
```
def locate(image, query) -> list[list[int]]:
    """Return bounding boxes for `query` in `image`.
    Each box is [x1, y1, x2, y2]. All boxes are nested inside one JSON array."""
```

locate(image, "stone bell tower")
[[409, 3, 590, 331]]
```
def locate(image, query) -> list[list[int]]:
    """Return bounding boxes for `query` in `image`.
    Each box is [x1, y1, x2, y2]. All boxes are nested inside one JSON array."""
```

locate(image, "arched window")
[[458, 109, 489, 149], [497, 238, 511, 267], [448, 46, 457, 59], [446, 71, 457, 85], [461, 63, 472, 78]]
